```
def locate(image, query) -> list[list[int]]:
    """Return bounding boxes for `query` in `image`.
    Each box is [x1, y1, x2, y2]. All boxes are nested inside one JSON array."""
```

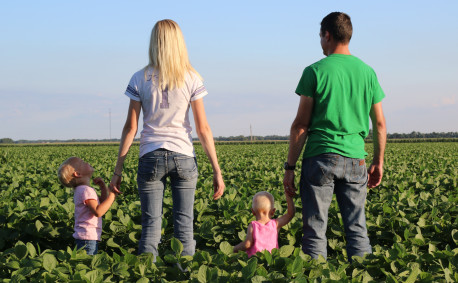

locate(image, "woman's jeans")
[[137, 149, 197, 257], [300, 153, 372, 260], [75, 239, 98, 255]]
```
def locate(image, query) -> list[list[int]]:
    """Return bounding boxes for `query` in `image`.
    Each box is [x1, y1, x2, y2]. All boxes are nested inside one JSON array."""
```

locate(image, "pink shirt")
[[246, 219, 278, 257], [73, 185, 102, 241]]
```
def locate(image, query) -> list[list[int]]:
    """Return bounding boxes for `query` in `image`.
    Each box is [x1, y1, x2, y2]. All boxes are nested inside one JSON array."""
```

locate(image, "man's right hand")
[[283, 170, 297, 197], [367, 163, 383, 188]]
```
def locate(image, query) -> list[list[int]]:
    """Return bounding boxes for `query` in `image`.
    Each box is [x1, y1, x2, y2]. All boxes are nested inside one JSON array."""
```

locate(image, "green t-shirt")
[[295, 54, 385, 159]]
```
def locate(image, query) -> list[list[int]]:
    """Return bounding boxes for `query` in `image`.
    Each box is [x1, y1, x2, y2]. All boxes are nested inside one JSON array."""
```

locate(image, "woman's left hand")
[[212, 172, 225, 200]]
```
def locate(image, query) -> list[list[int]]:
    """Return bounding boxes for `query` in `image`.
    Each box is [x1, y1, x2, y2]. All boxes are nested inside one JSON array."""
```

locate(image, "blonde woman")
[[110, 19, 225, 257]]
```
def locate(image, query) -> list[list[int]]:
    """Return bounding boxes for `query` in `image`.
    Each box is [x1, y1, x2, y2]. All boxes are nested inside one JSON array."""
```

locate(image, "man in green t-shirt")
[[283, 12, 387, 261]]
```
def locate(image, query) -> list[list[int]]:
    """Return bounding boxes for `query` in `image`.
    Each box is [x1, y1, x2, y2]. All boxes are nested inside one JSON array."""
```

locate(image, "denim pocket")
[[306, 154, 338, 186], [174, 156, 198, 180], [350, 159, 367, 183], [137, 156, 159, 182]]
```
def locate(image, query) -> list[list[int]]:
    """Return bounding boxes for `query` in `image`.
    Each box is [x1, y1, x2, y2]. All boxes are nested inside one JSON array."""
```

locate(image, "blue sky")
[[1, 1, 457, 140]]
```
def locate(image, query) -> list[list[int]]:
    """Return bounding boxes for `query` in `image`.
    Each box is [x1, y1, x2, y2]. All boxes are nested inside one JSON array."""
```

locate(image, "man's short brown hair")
[[320, 12, 353, 44]]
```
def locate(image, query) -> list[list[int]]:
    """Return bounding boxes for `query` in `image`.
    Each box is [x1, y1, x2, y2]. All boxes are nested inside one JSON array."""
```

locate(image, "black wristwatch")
[[284, 162, 296, 170]]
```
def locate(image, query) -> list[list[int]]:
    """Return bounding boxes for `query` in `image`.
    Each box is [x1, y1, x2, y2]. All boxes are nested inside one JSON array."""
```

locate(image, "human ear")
[[73, 171, 82, 178]]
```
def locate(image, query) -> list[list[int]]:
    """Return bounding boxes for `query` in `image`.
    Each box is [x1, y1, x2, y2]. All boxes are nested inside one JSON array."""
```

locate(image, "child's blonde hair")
[[146, 19, 201, 91], [252, 191, 275, 214], [57, 157, 80, 188]]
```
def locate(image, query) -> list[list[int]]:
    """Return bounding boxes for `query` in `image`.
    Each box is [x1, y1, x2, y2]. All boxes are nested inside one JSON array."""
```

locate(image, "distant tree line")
[[386, 131, 457, 139], [0, 138, 13, 144], [210, 132, 458, 142], [0, 132, 457, 144], [212, 135, 290, 142]]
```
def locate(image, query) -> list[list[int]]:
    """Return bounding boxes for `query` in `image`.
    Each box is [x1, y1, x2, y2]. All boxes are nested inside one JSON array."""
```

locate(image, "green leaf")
[[219, 241, 233, 255], [290, 256, 303, 276], [91, 254, 110, 270], [251, 275, 268, 283], [256, 265, 268, 277], [383, 203, 392, 214], [452, 229, 458, 245], [279, 245, 294, 257], [85, 270, 103, 283], [16, 200, 25, 212], [136, 278, 150, 283], [263, 250, 273, 265], [164, 254, 177, 264], [43, 253, 57, 272], [27, 242, 37, 258], [241, 257, 257, 278], [129, 232, 138, 243], [238, 230, 246, 241], [417, 218, 426, 227], [14, 244, 28, 259], [113, 262, 130, 277], [403, 228, 410, 240], [6, 260, 20, 269], [40, 197, 50, 207], [107, 238, 120, 248], [171, 238, 183, 255], [404, 266, 421, 283], [35, 220, 44, 232], [198, 265, 208, 283]]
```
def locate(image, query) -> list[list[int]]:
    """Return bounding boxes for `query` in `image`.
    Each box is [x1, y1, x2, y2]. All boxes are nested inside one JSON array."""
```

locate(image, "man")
[[283, 12, 386, 261]]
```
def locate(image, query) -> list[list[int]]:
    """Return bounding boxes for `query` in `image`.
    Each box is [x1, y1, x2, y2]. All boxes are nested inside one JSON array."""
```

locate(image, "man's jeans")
[[300, 153, 372, 260], [75, 239, 98, 255], [137, 149, 197, 257]]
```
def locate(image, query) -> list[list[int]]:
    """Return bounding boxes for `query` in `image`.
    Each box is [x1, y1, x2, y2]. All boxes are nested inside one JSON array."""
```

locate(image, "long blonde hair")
[[146, 19, 201, 90]]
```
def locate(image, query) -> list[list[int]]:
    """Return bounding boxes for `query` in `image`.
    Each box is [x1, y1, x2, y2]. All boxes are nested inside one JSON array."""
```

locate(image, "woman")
[[110, 19, 225, 257]]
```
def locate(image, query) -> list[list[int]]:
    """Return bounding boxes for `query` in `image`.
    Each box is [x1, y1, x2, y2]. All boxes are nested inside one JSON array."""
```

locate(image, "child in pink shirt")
[[58, 157, 119, 255], [234, 191, 295, 257]]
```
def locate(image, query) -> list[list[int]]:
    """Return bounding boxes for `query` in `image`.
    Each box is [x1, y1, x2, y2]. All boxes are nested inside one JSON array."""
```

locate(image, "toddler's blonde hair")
[[57, 157, 80, 188], [252, 191, 275, 214]]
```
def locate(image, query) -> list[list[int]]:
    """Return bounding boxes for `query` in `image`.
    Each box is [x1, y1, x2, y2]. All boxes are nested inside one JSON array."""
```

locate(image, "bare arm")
[[276, 193, 295, 231], [233, 224, 254, 253], [368, 102, 386, 188], [86, 193, 116, 218], [94, 177, 109, 202], [110, 99, 141, 193], [191, 98, 225, 200], [283, 96, 314, 196]]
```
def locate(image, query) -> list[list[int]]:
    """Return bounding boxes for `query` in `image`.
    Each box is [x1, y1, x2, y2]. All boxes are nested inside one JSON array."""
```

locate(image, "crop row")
[[0, 143, 457, 282]]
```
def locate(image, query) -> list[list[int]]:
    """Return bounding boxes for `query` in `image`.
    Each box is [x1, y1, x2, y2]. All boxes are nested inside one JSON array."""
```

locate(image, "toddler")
[[234, 191, 295, 257], [58, 157, 118, 255]]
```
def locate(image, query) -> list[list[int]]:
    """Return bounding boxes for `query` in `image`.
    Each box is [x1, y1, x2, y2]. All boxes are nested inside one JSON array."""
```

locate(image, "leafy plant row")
[[0, 143, 457, 282]]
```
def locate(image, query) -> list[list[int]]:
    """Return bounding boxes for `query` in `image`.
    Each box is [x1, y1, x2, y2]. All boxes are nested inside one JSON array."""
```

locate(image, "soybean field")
[[0, 142, 457, 282]]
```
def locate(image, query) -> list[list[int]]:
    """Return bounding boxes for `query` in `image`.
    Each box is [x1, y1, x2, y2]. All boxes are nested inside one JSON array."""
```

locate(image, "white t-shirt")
[[125, 67, 208, 157]]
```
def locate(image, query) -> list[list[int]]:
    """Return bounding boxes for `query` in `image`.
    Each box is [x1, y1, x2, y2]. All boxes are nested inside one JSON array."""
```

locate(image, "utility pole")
[[250, 124, 253, 142], [109, 108, 112, 140]]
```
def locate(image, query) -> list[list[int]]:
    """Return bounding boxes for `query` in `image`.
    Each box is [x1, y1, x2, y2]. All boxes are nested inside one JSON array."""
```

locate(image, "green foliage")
[[0, 143, 457, 281]]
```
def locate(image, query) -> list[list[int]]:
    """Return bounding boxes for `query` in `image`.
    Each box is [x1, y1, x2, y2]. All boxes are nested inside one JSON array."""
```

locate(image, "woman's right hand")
[[110, 174, 123, 195], [212, 172, 225, 200]]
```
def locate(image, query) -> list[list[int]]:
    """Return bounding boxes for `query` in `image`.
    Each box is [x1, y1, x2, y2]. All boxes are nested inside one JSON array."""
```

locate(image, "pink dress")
[[73, 185, 102, 241], [246, 219, 278, 257]]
